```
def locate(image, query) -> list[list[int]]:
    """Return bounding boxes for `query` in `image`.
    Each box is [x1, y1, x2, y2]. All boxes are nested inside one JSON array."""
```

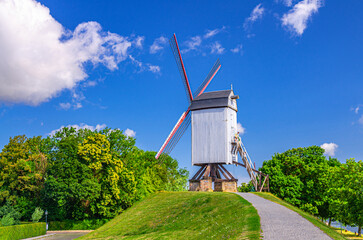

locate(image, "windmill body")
[[190, 90, 238, 165], [155, 34, 269, 192]]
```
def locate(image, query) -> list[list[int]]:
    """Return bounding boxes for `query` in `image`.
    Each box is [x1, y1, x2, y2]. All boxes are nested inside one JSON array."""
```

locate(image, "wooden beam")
[[219, 164, 235, 180], [216, 164, 230, 180], [191, 165, 206, 180]]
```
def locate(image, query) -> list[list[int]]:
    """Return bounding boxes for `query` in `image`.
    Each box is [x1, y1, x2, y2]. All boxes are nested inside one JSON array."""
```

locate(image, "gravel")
[[235, 193, 332, 240]]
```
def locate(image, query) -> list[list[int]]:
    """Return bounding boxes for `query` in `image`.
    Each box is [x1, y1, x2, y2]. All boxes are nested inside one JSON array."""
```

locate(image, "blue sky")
[[0, 0, 362, 182]]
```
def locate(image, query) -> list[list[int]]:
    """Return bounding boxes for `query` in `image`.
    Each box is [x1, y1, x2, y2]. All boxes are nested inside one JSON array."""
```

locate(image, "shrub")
[[48, 219, 109, 230], [0, 202, 21, 225], [1, 214, 15, 226], [31, 207, 44, 222], [0, 222, 46, 240]]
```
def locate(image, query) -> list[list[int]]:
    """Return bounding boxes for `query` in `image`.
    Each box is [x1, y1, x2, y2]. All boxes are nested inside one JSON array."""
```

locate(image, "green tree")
[[0, 135, 48, 219], [329, 159, 363, 236], [260, 146, 335, 219], [78, 133, 137, 218]]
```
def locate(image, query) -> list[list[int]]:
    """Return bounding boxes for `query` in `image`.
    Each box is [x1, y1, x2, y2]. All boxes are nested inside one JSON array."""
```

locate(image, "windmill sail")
[[155, 110, 191, 159], [169, 34, 193, 104], [194, 58, 221, 97]]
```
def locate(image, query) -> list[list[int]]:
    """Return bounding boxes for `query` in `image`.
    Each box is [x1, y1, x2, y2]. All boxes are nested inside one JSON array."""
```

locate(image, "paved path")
[[236, 193, 332, 240], [24, 230, 91, 240]]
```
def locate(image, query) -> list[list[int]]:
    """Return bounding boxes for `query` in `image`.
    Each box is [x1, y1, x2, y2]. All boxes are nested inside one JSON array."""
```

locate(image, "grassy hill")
[[78, 192, 261, 240]]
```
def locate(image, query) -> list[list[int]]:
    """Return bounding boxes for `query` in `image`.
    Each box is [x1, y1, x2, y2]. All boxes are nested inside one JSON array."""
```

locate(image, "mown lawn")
[[78, 192, 261, 240], [253, 192, 349, 240]]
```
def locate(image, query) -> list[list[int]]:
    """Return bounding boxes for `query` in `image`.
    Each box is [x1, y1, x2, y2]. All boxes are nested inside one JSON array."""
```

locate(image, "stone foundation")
[[214, 180, 238, 192], [189, 178, 213, 192], [189, 180, 200, 191], [200, 177, 213, 192]]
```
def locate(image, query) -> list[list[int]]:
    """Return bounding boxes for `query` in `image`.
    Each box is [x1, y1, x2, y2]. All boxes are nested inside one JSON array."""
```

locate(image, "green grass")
[[253, 192, 348, 240], [78, 192, 261, 240]]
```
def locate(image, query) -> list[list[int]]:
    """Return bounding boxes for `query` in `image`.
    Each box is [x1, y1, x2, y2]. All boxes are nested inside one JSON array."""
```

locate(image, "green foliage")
[[0, 222, 46, 240], [260, 146, 338, 219], [0, 127, 188, 222], [31, 207, 44, 223], [328, 159, 363, 236], [78, 192, 261, 240], [238, 181, 254, 192], [0, 202, 21, 225], [1, 214, 15, 226], [48, 219, 110, 230]]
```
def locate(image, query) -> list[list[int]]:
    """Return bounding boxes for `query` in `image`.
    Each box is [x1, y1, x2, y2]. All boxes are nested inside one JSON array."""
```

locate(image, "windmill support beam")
[[189, 163, 238, 192]]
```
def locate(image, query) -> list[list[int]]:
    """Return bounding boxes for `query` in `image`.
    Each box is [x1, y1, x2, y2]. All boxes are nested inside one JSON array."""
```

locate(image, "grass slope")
[[253, 192, 348, 240], [78, 192, 261, 240]]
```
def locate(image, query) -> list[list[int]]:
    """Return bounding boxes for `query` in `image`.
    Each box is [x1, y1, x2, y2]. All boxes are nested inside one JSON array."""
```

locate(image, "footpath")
[[236, 193, 332, 240]]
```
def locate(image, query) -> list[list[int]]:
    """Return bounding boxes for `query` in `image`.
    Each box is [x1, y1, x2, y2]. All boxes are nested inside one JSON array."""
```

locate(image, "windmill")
[[155, 34, 269, 192]]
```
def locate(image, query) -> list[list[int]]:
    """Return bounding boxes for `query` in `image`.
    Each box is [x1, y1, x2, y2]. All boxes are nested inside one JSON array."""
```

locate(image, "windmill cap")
[[190, 90, 238, 111]]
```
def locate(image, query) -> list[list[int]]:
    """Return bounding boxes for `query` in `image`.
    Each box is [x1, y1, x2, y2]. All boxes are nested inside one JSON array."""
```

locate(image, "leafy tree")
[[0, 135, 48, 219], [0, 201, 21, 225], [238, 181, 254, 192], [78, 133, 137, 218], [260, 146, 335, 219], [329, 159, 363, 236], [32, 207, 44, 222]]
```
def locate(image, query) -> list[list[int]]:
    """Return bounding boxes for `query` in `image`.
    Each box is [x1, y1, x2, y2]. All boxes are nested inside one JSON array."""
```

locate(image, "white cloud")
[[352, 104, 362, 114], [237, 123, 246, 135], [281, 0, 323, 36], [244, 4, 265, 29], [210, 42, 225, 54], [149, 36, 168, 54], [203, 26, 225, 39], [59, 102, 71, 110], [134, 36, 144, 49], [320, 142, 338, 156], [148, 65, 160, 73], [359, 115, 363, 125], [49, 123, 107, 136], [182, 36, 202, 53], [231, 44, 243, 54], [277, 0, 294, 7], [129, 55, 160, 73], [0, 0, 143, 106], [124, 128, 136, 137]]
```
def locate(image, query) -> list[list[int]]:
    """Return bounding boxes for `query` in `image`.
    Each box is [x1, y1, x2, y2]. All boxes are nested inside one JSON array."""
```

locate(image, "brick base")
[[189, 178, 213, 192], [214, 180, 238, 192]]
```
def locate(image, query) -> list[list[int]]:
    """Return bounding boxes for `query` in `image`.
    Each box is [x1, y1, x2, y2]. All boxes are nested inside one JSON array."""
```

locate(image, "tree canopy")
[[0, 127, 189, 222]]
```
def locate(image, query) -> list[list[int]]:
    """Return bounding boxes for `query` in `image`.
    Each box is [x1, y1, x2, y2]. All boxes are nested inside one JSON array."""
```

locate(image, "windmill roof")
[[193, 90, 233, 101], [190, 90, 237, 111]]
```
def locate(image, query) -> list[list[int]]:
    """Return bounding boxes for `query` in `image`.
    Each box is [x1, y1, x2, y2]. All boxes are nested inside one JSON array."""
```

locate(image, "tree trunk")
[[328, 218, 331, 227], [358, 225, 361, 236]]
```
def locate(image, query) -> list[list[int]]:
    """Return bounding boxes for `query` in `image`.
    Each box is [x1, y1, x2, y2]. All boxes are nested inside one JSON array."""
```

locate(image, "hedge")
[[49, 219, 109, 230], [0, 222, 46, 240]]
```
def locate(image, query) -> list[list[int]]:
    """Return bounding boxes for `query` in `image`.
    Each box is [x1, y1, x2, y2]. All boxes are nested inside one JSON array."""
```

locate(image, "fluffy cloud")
[[281, 0, 323, 35], [231, 44, 243, 54], [0, 0, 143, 106], [244, 4, 265, 29], [359, 115, 363, 125], [320, 142, 338, 156], [210, 42, 225, 54], [182, 36, 202, 53], [237, 123, 246, 135], [149, 36, 168, 54], [129, 55, 160, 73], [49, 123, 107, 136], [124, 128, 136, 137], [203, 26, 226, 39]]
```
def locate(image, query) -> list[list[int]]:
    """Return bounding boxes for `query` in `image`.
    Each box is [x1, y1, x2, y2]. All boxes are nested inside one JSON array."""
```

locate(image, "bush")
[[1, 214, 15, 226], [48, 219, 109, 230], [0, 222, 46, 240], [0, 202, 21, 225], [31, 207, 44, 222]]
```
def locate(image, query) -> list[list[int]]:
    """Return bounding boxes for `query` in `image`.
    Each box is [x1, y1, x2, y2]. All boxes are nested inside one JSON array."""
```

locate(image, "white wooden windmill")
[[155, 34, 269, 192]]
